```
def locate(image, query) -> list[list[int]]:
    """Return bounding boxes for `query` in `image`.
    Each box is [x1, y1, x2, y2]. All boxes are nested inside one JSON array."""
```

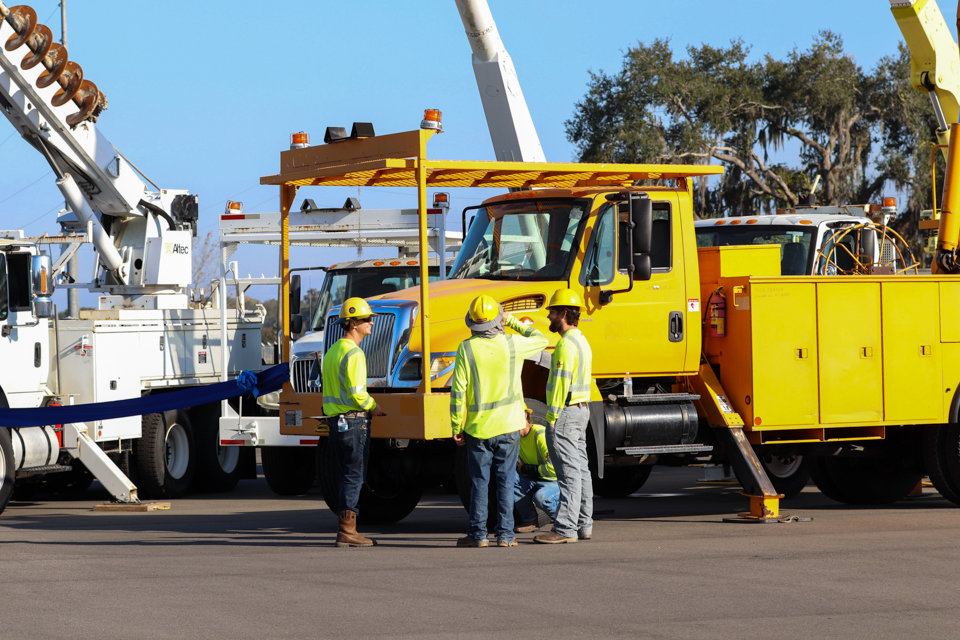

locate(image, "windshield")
[[450, 199, 589, 281], [695, 225, 816, 276], [310, 266, 439, 331]]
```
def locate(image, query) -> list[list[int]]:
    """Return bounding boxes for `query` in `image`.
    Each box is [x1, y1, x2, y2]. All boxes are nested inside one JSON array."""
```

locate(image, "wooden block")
[[93, 502, 171, 512]]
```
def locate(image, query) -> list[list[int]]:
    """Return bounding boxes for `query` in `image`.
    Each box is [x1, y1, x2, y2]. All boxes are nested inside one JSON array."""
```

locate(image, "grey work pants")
[[545, 404, 593, 538]]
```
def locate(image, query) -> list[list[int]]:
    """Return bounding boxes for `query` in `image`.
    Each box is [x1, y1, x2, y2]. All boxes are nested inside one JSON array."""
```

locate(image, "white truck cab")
[[694, 203, 904, 276]]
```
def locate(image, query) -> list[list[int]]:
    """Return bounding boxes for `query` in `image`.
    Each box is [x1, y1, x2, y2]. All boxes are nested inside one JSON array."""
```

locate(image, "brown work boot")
[[514, 520, 539, 533], [497, 539, 519, 547], [336, 510, 375, 547], [534, 530, 577, 544], [456, 536, 488, 548]]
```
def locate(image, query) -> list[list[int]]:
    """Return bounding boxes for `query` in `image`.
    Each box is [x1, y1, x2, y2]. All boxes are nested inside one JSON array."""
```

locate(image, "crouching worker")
[[514, 404, 559, 533], [323, 297, 386, 548]]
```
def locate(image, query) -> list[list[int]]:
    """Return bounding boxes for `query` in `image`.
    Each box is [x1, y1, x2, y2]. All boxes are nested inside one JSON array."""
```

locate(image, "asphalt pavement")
[[2, 466, 958, 640]]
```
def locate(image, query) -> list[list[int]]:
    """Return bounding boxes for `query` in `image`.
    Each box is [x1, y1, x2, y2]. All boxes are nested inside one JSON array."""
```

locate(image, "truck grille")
[[502, 295, 545, 312], [291, 358, 317, 393], [323, 314, 396, 379]]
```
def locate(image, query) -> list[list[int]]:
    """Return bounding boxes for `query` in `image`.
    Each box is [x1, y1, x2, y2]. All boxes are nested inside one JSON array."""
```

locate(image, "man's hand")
[[372, 405, 386, 417], [453, 431, 466, 446]]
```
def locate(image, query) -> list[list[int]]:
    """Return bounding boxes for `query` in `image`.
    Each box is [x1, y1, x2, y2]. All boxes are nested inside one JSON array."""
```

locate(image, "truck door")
[[575, 193, 689, 377]]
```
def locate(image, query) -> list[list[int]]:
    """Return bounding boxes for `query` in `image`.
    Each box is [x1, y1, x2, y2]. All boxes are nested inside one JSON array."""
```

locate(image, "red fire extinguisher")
[[708, 290, 726, 338]]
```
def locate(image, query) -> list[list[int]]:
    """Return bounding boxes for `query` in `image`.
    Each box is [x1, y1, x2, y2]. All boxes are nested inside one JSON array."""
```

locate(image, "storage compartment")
[[710, 274, 952, 433]]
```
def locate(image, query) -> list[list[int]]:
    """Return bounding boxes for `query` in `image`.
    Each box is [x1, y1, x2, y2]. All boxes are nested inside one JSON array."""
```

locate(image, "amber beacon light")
[[420, 109, 442, 131]]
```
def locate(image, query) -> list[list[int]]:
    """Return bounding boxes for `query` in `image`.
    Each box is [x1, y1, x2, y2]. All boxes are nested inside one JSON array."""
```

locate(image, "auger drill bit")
[[0, 2, 107, 126]]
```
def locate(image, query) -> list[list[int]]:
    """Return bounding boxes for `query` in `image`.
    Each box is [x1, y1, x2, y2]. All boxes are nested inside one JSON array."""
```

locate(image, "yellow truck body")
[[264, 124, 960, 522]]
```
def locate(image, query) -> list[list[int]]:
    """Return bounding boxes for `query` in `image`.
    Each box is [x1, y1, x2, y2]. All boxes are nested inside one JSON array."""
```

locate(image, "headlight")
[[429, 355, 456, 379]]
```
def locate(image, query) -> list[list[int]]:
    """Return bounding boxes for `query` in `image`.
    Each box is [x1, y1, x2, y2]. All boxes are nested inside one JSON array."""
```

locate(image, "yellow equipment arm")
[[891, 0, 960, 153]]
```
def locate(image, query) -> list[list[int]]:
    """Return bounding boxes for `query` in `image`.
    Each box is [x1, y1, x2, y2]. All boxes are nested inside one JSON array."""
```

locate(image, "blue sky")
[[0, 0, 946, 305]]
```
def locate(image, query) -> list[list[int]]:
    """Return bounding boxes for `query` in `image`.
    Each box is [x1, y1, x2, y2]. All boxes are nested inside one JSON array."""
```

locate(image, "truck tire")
[[317, 437, 422, 525], [592, 465, 652, 498], [814, 455, 920, 505], [190, 402, 244, 493], [923, 425, 960, 505], [134, 410, 196, 499], [809, 455, 851, 503], [760, 453, 810, 499], [261, 446, 315, 496], [0, 427, 14, 516]]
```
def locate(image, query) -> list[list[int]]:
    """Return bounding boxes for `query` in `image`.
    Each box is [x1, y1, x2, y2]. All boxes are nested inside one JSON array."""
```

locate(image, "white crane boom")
[[454, 0, 546, 163], [0, 2, 197, 299]]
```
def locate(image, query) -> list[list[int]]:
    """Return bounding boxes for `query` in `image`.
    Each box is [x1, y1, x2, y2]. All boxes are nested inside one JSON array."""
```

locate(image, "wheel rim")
[[0, 446, 5, 491], [165, 423, 190, 480], [764, 454, 803, 478], [216, 440, 239, 474]]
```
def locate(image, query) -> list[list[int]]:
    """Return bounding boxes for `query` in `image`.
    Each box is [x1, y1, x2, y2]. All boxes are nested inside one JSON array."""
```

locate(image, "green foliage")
[[567, 34, 938, 232]]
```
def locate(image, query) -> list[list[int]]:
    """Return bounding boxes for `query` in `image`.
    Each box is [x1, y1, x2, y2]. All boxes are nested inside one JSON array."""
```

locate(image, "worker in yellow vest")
[[514, 404, 559, 533], [450, 294, 548, 547], [535, 289, 594, 544], [322, 297, 386, 548]]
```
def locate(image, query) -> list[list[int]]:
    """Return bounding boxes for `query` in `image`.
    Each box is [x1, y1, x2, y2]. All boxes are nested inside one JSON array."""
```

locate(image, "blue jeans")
[[466, 431, 521, 543], [327, 416, 371, 515], [514, 474, 559, 524], [545, 405, 593, 538]]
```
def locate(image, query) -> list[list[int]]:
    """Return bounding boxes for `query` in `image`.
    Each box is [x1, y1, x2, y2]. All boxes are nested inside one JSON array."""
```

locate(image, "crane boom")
[[454, 0, 546, 163], [890, 0, 960, 152]]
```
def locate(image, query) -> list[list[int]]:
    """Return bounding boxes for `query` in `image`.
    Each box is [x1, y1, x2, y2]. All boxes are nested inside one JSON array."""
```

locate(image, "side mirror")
[[290, 314, 304, 335], [633, 254, 651, 281], [289, 274, 301, 315], [632, 196, 652, 254], [858, 226, 876, 263], [31, 254, 54, 318]]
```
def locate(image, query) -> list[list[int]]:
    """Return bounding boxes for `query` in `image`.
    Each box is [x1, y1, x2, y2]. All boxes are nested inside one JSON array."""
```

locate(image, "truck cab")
[[693, 204, 904, 276]]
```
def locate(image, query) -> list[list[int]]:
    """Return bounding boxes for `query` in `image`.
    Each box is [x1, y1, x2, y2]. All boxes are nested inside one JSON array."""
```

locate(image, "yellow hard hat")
[[468, 294, 500, 323], [546, 288, 584, 310], [339, 297, 376, 319]]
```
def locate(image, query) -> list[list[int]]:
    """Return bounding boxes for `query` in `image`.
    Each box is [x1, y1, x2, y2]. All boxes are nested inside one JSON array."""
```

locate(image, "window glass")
[[450, 199, 588, 281], [0, 253, 7, 321], [581, 204, 616, 286], [311, 266, 437, 331], [695, 225, 815, 276], [619, 203, 673, 272]]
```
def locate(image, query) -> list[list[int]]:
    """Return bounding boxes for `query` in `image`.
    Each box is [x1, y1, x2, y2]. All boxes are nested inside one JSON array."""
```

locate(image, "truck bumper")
[[278, 390, 452, 440]]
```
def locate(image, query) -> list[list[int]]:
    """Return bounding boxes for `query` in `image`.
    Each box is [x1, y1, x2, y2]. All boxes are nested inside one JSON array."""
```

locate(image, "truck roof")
[[327, 257, 453, 270], [694, 213, 867, 228]]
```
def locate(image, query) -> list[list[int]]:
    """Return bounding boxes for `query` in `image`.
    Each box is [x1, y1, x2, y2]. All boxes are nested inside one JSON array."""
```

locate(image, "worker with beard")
[[535, 289, 594, 544]]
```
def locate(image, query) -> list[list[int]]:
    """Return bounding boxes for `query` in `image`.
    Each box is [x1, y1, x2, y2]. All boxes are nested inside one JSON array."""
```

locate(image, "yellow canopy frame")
[[261, 127, 723, 392]]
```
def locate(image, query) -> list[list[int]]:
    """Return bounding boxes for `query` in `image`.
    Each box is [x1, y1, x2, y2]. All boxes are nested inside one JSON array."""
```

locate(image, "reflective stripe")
[[547, 404, 562, 415], [450, 391, 465, 400], [346, 386, 365, 394], [555, 370, 573, 381], [338, 347, 359, 405], [570, 384, 591, 393], [470, 392, 522, 412], [463, 340, 482, 409], [507, 334, 517, 378]]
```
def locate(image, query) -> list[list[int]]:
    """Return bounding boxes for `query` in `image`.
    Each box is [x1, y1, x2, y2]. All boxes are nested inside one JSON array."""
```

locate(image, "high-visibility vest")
[[450, 316, 548, 439], [519, 425, 556, 480], [545, 327, 593, 425], [322, 338, 376, 416]]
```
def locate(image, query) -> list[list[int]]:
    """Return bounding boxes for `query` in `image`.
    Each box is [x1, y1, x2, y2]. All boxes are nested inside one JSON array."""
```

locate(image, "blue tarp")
[[0, 363, 289, 427]]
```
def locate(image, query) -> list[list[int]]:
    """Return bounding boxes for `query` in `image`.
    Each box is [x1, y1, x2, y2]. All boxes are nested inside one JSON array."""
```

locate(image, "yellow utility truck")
[[263, 116, 960, 523]]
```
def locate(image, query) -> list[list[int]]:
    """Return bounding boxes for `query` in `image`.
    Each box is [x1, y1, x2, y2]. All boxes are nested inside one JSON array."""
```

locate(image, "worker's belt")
[[568, 402, 588, 408], [340, 410, 370, 418]]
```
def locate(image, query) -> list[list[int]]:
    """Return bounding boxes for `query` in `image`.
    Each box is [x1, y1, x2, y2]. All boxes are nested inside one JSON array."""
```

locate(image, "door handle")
[[668, 311, 684, 343]]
